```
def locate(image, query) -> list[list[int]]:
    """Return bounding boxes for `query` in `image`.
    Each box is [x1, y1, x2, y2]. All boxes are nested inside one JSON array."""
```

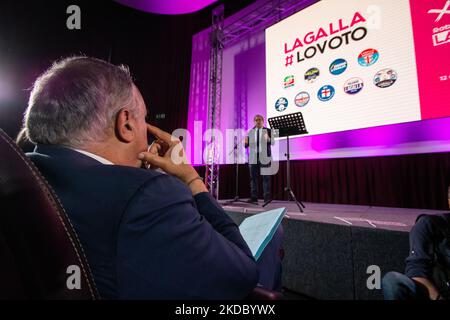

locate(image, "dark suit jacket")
[[27, 145, 258, 299], [245, 127, 273, 165]]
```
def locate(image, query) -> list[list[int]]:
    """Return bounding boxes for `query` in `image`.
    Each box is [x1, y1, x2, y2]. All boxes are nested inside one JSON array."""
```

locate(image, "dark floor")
[[281, 288, 313, 300]]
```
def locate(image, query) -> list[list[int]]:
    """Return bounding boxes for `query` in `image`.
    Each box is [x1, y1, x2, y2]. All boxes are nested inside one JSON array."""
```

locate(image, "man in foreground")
[[24, 56, 282, 299]]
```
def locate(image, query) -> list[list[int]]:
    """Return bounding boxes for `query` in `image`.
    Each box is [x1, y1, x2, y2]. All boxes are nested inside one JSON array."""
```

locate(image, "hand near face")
[[138, 124, 207, 195]]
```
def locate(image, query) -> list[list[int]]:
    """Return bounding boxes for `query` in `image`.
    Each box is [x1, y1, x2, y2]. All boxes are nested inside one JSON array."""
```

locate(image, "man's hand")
[[412, 277, 441, 300], [138, 124, 207, 195], [143, 139, 167, 169], [263, 133, 269, 141]]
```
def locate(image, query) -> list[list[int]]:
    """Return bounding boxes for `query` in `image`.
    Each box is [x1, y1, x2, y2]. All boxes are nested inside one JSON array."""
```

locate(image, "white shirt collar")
[[71, 148, 114, 165]]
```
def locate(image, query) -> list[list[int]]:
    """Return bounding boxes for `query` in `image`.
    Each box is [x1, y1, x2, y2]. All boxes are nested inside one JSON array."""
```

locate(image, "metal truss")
[[223, 0, 316, 47], [205, 4, 224, 199], [205, 0, 316, 198]]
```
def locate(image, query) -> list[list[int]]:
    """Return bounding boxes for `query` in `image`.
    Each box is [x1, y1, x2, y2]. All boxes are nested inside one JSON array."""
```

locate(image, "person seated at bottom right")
[[382, 213, 450, 300]]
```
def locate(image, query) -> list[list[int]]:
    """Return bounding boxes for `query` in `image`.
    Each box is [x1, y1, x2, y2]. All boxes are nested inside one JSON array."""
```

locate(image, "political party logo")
[[317, 85, 335, 102], [284, 75, 295, 89], [305, 68, 320, 83], [428, 0, 450, 23], [275, 97, 289, 112], [329, 58, 348, 75], [344, 77, 364, 94], [374, 69, 398, 88], [294, 92, 310, 107], [358, 49, 379, 67]]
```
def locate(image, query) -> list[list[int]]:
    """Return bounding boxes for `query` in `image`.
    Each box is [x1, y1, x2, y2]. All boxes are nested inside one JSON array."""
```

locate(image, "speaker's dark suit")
[[245, 127, 274, 201]]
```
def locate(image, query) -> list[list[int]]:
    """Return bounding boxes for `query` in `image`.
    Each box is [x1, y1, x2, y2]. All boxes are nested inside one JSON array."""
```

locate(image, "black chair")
[[0, 128, 99, 299], [0, 128, 281, 300]]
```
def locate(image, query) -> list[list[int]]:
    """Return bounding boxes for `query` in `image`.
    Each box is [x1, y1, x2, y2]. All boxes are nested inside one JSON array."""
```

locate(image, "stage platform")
[[220, 199, 448, 300], [219, 199, 446, 232]]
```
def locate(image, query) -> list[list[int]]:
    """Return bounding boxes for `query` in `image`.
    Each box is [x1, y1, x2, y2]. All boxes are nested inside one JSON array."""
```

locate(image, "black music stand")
[[263, 112, 308, 212]]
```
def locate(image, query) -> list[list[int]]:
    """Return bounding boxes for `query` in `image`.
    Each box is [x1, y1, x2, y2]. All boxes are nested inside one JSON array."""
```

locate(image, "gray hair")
[[24, 56, 136, 148]]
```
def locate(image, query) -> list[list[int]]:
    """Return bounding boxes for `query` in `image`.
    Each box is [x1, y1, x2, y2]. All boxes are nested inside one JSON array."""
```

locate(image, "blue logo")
[[329, 59, 348, 75], [317, 85, 335, 102], [275, 97, 289, 112], [344, 78, 364, 95]]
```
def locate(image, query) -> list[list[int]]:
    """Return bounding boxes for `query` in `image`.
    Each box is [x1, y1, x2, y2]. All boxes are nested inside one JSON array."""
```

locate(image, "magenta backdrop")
[[187, 0, 450, 165], [115, 0, 218, 15]]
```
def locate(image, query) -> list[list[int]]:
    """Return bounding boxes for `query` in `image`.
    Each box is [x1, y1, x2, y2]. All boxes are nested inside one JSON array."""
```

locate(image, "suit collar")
[[32, 144, 103, 166]]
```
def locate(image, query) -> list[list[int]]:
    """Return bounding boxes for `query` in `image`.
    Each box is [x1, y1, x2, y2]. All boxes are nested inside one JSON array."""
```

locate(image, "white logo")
[[366, 265, 381, 290], [428, 0, 450, 23], [66, 265, 81, 290]]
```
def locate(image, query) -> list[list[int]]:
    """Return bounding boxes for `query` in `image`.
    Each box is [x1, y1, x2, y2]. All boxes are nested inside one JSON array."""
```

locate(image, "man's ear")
[[115, 108, 135, 143]]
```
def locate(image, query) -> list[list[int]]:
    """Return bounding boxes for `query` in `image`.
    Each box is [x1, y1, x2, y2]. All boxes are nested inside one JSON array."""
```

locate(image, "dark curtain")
[[0, 0, 255, 139], [196, 152, 450, 210], [0, 1, 200, 138]]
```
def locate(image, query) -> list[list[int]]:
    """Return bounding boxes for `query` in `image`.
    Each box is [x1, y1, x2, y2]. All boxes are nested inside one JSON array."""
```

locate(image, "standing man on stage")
[[245, 114, 274, 204]]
